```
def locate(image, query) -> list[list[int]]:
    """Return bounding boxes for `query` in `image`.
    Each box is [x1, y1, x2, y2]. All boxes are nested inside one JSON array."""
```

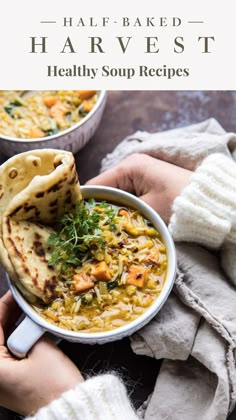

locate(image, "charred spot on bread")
[[49, 199, 58, 207], [34, 232, 42, 240], [44, 276, 57, 300], [33, 240, 46, 258], [47, 181, 63, 194], [31, 271, 39, 286], [49, 208, 57, 214], [8, 237, 22, 258], [24, 204, 36, 213], [0, 185, 3, 199], [69, 175, 77, 185], [65, 192, 72, 204], [9, 205, 22, 217], [32, 159, 40, 167], [22, 264, 30, 276], [35, 191, 45, 198], [6, 217, 11, 234], [8, 168, 18, 179], [69, 162, 75, 171]]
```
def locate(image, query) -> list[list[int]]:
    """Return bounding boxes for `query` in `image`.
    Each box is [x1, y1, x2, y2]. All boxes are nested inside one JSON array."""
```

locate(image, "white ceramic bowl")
[[0, 91, 106, 157], [7, 186, 176, 358]]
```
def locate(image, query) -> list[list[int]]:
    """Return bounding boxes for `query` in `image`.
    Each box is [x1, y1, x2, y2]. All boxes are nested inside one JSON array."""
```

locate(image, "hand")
[[0, 292, 83, 416], [87, 154, 192, 222]]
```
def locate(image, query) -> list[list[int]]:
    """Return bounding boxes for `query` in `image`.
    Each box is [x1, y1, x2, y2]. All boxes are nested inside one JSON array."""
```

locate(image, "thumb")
[[0, 292, 21, 346], [28, 337, 63, 360]]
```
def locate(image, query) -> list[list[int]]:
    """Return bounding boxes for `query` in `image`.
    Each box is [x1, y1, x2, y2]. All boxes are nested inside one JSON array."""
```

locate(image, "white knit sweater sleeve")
[[26, 374, 138, 420], [169, 153, 236, 285]]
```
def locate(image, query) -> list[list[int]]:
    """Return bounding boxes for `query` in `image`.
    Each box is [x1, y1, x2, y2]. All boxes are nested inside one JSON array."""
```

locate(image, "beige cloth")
[[101, 119, 236, 420]]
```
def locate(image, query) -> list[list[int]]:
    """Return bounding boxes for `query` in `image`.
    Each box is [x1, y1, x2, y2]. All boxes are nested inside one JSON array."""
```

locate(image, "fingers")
[[86, 164, 134, 191], [87, 153, 155, 196], [0, 292, 14, 345], [86, 153, 147, 192], [0, 292, 21, 346], [0, 292, 16, 326], [0, 291, 14, 306], [86, 167, 121, 188]]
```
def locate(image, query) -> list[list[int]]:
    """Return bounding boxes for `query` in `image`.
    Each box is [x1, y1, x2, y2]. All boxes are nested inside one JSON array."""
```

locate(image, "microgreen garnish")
[[48, 199, 116, 271]]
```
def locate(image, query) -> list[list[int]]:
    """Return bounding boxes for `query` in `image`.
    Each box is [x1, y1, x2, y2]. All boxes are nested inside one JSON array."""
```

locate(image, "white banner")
[[0, 0, 234, 89]]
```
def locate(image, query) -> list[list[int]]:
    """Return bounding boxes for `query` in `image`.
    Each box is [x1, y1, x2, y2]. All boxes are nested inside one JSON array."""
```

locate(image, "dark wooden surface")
[[1, 91, 236, 419]]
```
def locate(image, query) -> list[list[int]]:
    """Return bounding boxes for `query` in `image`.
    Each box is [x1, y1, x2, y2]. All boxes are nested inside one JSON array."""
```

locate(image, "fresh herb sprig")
[[48, 199, 116, 272]]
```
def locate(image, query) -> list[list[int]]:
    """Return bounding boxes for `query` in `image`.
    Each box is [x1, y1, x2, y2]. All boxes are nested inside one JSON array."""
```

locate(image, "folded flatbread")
[[0, 149, 81, 303]]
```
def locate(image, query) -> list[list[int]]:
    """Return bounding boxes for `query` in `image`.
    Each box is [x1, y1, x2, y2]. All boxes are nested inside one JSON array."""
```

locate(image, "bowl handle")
[[7, 316, 45, 359]]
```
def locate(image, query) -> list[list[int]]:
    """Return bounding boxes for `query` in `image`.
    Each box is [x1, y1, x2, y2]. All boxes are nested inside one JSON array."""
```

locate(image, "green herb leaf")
[[78, 104, 87, 117], [66, 112, 72, 121], [4, 102, 22, 119], [4, 106, 15, 117], [42, 128, 59, 136], [10, 97, 25, 106], [48, 200, 116, 271], [107, 279, 119, 291]]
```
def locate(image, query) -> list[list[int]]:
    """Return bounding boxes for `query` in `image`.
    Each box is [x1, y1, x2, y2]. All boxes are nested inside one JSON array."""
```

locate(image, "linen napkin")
[[100, 119, 236, 420]]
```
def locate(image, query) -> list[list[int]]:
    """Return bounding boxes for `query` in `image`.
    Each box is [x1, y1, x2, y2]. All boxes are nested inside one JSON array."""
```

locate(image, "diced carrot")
[[73, 274, 94, 293], [44, 309, 59, 322], [49, 101, 68, 119], [126, 265, 148, 288], [90, 261, 111, 282], [43, 96, 58, 107], [75, 90, 97, 100], [29, 127, 45, 138], [118, 208, 129, 217], [82, 100, 93, 113]]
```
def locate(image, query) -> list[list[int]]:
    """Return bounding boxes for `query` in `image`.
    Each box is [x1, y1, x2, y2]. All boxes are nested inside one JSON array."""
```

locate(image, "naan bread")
[[0, 149, 81, 303]]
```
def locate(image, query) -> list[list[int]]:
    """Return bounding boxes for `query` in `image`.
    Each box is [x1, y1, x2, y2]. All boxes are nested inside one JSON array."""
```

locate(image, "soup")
[[33, 199, 168, 332], [0, 90, 97, 139]]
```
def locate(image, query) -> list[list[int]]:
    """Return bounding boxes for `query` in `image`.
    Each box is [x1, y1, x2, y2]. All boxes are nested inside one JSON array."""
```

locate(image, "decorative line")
[[188, 21, 204, 24], [40, 21, 57, 24]]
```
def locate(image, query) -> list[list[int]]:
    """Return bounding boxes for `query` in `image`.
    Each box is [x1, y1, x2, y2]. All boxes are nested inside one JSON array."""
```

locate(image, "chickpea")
[[146, 279, 157, 289], [126, 285, 137, 296]]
